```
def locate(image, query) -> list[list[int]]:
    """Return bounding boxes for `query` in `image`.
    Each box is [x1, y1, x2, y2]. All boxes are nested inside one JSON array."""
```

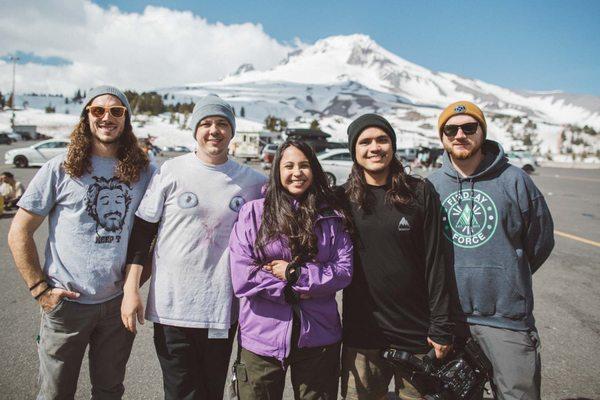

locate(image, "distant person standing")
[[0, 171, 25, 209], [121, 94, 266, 400], [141, 139, 158, 167], [428, 101, 554, 400], [8, 86, 154, 399]]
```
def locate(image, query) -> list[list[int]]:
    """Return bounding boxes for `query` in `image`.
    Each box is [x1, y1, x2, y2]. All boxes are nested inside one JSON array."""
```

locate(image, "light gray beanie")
[[81, 85, 132, 121], [189, 94, 236, 138]]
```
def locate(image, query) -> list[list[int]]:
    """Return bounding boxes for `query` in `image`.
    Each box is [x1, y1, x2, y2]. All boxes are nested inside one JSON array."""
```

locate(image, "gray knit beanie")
[[81, 86, 132, 121], [189, 94, 236, 138]]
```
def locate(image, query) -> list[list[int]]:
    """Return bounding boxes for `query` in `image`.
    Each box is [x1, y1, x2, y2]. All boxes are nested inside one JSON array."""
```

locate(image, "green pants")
[[235, 341, 340, 400]]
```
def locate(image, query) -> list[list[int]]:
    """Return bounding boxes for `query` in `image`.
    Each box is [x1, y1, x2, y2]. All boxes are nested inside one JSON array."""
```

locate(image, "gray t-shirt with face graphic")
[[136, 152, 266, 329], [18, 154, 155, 304]]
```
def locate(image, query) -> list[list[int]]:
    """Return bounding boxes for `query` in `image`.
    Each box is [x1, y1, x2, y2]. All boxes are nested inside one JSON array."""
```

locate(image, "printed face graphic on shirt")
[[86, 176, 132, 240]]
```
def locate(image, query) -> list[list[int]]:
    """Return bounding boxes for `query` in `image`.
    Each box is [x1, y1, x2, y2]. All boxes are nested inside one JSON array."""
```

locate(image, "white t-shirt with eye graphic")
[[136, 152, 266, 329]]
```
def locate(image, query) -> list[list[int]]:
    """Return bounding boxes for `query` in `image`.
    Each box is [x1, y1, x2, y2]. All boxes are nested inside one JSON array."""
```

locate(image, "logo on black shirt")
[[398, 217, 411, 231]]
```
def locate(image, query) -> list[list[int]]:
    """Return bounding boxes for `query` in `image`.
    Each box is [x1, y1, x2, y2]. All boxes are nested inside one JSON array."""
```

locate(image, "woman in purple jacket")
[[229, 140, 353, 399]]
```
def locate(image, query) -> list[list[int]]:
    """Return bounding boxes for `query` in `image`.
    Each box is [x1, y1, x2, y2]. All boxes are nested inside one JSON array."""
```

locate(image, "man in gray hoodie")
[[428, 101, 554, 400]]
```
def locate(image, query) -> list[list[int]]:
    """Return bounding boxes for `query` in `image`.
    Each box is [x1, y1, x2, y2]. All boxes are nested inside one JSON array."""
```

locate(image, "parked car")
[[396, 148, 418, 163], [173, 146, 191, 153], [4, 139, 70, 167], [0, 133, 13, 145], [7, 132, 23, 142], [260, 143, 279, 169], [507, 151, 536, 173], [317, 148, 353, 186]]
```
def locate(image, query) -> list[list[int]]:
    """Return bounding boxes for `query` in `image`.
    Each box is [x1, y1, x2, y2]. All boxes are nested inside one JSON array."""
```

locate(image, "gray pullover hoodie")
[[428, 140, 554, 331]]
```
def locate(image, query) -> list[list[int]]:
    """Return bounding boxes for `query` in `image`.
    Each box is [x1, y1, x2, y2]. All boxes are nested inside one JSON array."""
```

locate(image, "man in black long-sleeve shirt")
[[339, 114, 454, 400]]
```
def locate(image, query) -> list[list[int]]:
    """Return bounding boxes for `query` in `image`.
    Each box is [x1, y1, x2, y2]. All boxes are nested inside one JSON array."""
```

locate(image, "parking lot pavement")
[[1, 142, 598, 399]]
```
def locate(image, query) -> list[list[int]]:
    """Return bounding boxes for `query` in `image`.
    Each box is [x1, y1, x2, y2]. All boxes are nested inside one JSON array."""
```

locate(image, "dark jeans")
[[153, 323, 235, 400]]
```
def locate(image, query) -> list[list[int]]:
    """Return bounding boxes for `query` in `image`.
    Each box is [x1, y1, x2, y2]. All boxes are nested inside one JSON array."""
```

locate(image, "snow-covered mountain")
[[151, 34, 600, 153], [5, 34, 599, 158]]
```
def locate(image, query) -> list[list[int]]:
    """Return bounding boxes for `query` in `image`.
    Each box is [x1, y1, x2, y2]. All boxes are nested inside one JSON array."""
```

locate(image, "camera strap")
[[229, 326, 243, 399]]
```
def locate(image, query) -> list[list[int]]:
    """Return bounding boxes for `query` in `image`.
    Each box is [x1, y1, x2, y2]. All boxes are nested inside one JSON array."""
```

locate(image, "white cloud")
[[0, 0, 293, 94]]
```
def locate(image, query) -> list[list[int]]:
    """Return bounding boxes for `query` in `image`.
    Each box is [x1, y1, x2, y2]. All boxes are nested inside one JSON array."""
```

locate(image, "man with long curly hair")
[[8, 86, 155, 399], [121, 94, 266, 399], [338, 114, 454, 400]]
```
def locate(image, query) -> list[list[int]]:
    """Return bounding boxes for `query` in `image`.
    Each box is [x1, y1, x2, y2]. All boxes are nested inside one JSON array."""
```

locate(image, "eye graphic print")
[[229, 196, 246, 212], [177, 192, 198, 209]]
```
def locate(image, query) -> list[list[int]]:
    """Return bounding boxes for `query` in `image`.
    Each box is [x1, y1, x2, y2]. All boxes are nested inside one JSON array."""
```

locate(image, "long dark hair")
[[62, 113, 148, 185], [256, 140, 347, 262], [346, 154, 418, 212]]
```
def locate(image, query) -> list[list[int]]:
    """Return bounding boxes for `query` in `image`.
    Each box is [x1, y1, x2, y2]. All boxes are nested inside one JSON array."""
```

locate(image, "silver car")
[[317, 148, 353, 186], [507, 151, 536, 173], [5, 139, 70, 168]]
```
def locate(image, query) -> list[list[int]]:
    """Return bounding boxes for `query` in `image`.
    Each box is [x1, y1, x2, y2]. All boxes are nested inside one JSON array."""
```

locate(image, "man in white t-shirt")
[[121, 94, 266, 400]]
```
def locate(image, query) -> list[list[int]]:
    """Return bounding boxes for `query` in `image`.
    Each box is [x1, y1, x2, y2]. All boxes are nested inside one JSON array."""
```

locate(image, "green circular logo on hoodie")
[[441, 189, 498, 248]]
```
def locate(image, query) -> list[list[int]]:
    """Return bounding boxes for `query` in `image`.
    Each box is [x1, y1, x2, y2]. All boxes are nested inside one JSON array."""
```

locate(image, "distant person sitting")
[[141, 140, 157, 167], [0, 172, 25, 210]]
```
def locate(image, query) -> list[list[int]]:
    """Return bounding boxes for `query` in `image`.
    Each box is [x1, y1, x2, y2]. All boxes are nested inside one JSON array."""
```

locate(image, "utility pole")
[[8, 56, 19, 129], [8, 56, 20, 106]]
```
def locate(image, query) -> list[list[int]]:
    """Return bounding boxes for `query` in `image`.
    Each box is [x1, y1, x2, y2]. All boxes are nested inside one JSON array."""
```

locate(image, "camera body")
[[381, 338, 494, 400]]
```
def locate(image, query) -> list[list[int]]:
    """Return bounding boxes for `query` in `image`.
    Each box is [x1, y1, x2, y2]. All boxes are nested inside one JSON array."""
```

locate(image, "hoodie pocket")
[[455, 266, 526, 319]]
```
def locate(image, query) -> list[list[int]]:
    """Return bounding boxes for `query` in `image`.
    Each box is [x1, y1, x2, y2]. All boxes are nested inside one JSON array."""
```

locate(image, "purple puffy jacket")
[[229, 198, 353, 362]]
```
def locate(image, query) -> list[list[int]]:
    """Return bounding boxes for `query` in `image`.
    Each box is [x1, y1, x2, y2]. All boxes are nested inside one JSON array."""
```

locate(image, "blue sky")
[[91, 0, 600, 96]]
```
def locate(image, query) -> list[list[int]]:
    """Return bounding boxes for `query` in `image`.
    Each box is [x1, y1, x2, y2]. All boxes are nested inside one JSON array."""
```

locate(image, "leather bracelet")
[[29, 279, 46, 292], [34, 285, 52, 300]]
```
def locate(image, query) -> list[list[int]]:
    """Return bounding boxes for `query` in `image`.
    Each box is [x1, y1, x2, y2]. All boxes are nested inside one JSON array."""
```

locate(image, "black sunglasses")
[[443, 122, 479, 137]]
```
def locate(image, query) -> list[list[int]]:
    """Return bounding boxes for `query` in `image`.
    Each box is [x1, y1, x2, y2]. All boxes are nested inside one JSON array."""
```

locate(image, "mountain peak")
[[313, 34, 376, 49]]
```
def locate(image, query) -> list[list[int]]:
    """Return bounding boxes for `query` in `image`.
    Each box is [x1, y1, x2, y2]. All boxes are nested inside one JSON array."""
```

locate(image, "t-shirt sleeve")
[[17, 160, 59, 216], [135, 167, 168, 223]]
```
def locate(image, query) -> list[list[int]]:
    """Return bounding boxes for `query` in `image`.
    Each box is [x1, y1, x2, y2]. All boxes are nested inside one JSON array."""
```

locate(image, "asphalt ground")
[[1, 141, 599, 399]]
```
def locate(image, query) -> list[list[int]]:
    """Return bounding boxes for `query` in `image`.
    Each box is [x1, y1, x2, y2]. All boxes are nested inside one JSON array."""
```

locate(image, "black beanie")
[[347, 114, 397, 160]]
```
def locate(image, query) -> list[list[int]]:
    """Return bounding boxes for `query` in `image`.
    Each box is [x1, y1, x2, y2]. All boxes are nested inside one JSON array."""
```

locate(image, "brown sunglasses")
[[86, 105, 127, 118]]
